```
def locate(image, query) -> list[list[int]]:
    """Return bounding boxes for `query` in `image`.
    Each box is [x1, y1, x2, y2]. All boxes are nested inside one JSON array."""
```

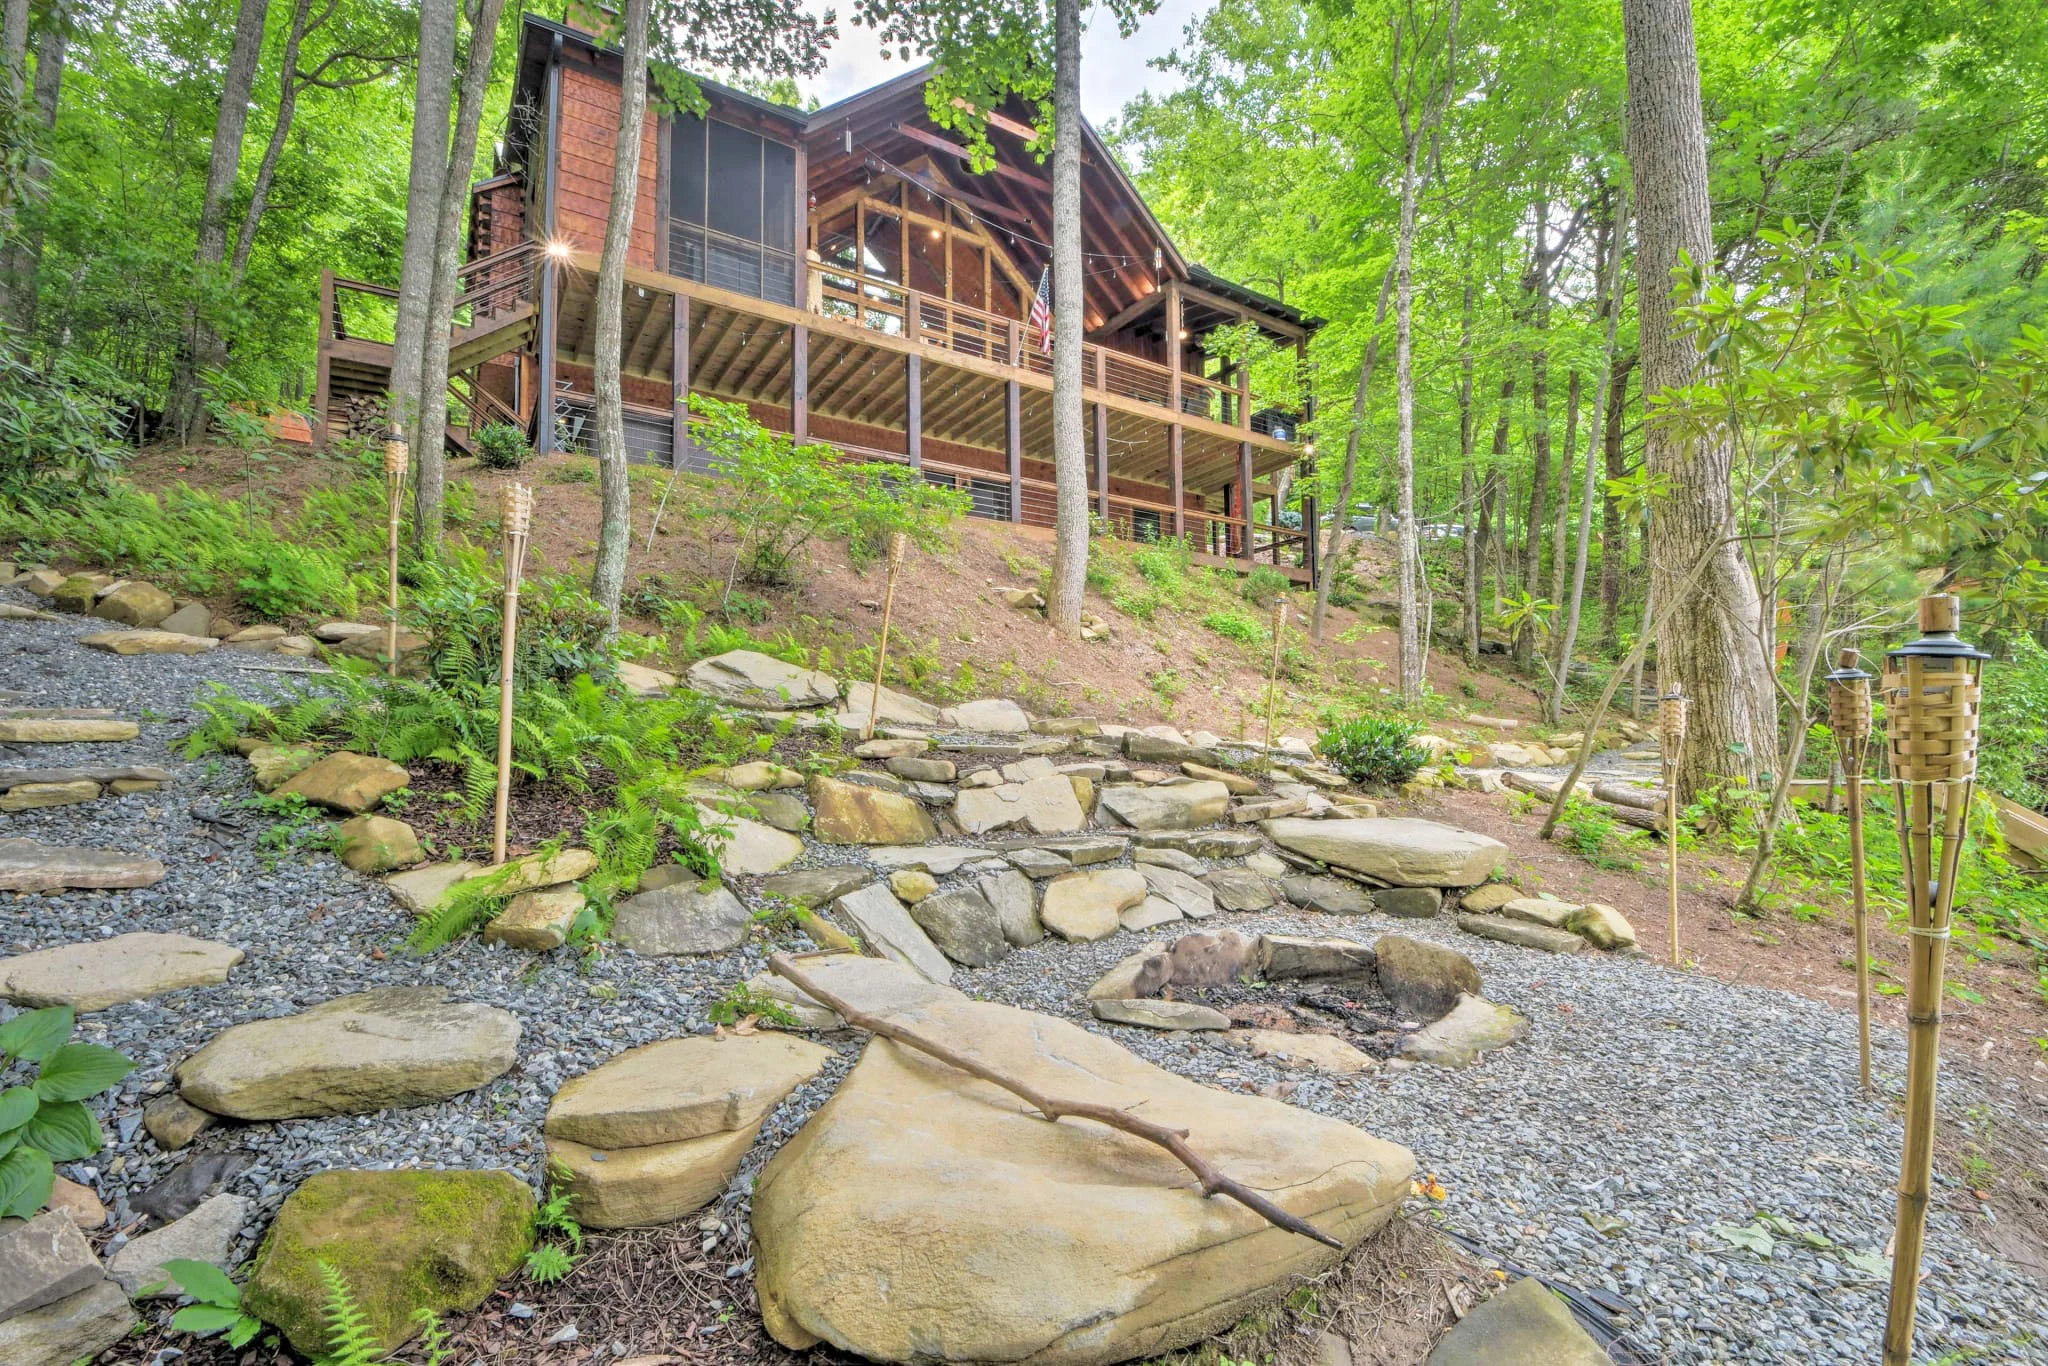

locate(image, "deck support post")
[[1165, 280, 1183, 415], [1238, 440, 1254, 563], [1238, 308, 1253, 430], [791, 324, 810, 442], [671, 291, 690, 467], [1005, 378, 1022, 523], [314, 270, 335, 449], [1093, 402, 1109, 522], [1304, 491, 1320, 585], [906, 352, 922, 468], [1169, 424, 1185, 541]]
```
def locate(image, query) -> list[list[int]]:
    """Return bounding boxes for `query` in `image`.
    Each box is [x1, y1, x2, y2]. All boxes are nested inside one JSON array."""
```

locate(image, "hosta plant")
[[0, 1005, 135, 1218]]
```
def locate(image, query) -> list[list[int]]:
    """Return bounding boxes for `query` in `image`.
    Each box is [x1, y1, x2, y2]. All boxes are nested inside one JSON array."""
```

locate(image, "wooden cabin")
[[316, 13, 1322, 578]]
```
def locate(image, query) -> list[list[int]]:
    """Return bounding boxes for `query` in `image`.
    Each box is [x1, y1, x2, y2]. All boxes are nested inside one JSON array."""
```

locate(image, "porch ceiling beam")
[[891, 123, 1052, 193], [875, 157, 1035, 230], [1090, 290, 1166, 339], [1173, 280, 1305, 339]]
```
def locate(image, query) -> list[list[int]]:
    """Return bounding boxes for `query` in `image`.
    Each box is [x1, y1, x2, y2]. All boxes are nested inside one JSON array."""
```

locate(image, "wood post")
[[1093, 402, 1109, 522], [493, 483, 534, 866], [1237, 442, 1254, 562], [1237, 312, 1252, 430], [1169, 425, 1185, 540], [1828, 646, 1876, 1093], [1659, 686, 1688, 966], [1005, 378, 1022, 523], [383, 429, 407, 678], [791, 324, 810, 442], [1165, 279, 1183, 415], [906, 352, 922, 468], [1265, 599, 1287, 749], [671, 291, 690, 467], [863, 533, 909, 742]]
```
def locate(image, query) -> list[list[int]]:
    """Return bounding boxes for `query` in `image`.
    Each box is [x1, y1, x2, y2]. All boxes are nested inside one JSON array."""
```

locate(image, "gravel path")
[[4, 588, 2044, 1365]]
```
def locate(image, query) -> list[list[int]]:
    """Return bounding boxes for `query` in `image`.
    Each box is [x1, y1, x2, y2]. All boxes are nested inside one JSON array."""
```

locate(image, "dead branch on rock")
[[767, 952, 1344, 1249]]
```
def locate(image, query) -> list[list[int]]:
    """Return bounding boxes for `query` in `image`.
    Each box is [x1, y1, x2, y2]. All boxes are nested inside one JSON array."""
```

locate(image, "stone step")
[[0, 837, 166, 891], [0, 932, 243, 1010], [0, 717, 139, 743]]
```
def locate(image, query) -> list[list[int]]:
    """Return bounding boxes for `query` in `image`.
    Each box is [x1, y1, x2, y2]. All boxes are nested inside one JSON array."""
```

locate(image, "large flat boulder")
[[0, 932, 243, 1010], [91, 580, 174, 627], [0, 838, 164, 891], [276, 751, 410, 814], [695, 803, 804, 874], [1099, 781, 1230, 831], [176, 986, 520, 1119], [546, 1034, 832, 1149], [1040, 868, 1148, 942], [687, 650, 839, 708], [243, 1169, 533, 1359], [80, 628, 216, 655], [753, 977, 1413, 1365], [810, 775, 938, 845], [0, 1282, 136, 1363], [1401, 993, 1528, 1068], [843, 680, 941, 727], [833, 883, 952, 984], [954, 773, 1087, 836], [1263, 817, 1507, 887], [614, 881, 751, 956], [0, 717, 138, 743], [939, 698, 1032, 732]]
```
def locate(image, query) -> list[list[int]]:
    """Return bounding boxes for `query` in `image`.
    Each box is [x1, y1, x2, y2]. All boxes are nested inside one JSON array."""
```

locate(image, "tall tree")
[[1623, 0, 1777, 797], [388, 0, 458, 484], [5, 0, 70, 336], [165, 0, 270, 439], [589, 0, 652, 625], [1044, 0, 1086, 638], [414, 0, 505, 553], [1311, 264, 1393, 641]]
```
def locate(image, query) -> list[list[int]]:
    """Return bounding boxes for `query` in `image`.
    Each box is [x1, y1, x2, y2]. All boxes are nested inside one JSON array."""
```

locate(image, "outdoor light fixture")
[[1177, 327, 1188, 340], [544, 238, 573, 261], [1880, 594, 1988, 1366], [381, 425, 409, 678], [1824, 646, 1876, 1092]]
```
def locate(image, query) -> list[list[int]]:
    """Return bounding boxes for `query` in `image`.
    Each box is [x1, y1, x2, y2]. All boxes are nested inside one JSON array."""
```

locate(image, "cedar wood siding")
[[554, 59, 660, 269]]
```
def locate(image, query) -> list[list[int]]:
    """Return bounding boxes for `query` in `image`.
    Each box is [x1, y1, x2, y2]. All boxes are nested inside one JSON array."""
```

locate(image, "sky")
[[796, 0, 1203, 127]]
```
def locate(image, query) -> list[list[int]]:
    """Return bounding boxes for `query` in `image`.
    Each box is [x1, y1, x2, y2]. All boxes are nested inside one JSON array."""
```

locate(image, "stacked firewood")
[[342, 395, 386, 441]]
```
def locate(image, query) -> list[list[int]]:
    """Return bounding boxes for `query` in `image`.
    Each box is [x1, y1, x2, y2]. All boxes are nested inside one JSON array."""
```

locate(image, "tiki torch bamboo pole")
[[1264, 599, 1287, 749], [492, 483, 533, 866], [1660, 687, 1687, 967], [1846, 753, 1872, 1092], [862, 533, 908, 743], [383, 429, 407, 678], [1879, 594, 1985, 1365]]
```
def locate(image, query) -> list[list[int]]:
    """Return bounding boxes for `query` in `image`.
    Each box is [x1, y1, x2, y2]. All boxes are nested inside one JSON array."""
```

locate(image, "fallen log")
[[766, 951, 1343, 1249], [1592, 781, 1665, 813]]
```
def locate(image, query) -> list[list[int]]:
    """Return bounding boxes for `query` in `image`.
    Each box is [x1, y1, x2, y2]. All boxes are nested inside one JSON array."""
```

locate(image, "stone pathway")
[[1, 581, 2044, 1364]]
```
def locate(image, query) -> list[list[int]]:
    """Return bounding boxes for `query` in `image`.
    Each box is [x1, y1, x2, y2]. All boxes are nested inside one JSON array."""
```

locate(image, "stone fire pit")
[[1088, 929, 1527, 1070]]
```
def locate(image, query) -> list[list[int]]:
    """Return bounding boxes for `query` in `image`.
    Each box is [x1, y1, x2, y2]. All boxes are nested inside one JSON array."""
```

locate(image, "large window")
[[669, 113, 797, 304]]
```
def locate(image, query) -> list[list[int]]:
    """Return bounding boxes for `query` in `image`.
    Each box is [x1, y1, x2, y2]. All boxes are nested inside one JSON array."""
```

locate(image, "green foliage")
[[1315, 713, 1428, 786], [0, 348, 129, 492], [1557, 798, 1641, 872], [1131, 538, 1192, 592], [163, 1259, 264, 1348], [1495, 590, 1557, 643], [708, 982, 800, 1028], [473, 421, 533, 470], [685, 394, 967, 595], [238, 791, 344, 870], [0, 1007, 133, 1220], [1202, 609, 1263, 644], [1239, 566, 1290, 608], [316, 1261, 381, 1366], [525, 1165, 584, 1285], [1978, 634, 2048, 811], [408, 545, 615, 687]]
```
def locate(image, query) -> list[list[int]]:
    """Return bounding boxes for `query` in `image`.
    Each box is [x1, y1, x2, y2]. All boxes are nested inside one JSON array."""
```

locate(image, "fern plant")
[[316, 1261, 380, 1366], [525, 1163, 585, 1285]]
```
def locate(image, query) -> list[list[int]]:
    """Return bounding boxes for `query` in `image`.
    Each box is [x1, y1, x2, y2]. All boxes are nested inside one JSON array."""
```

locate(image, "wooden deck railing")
[[323, 241, 540, 345], [813, 266, 1288, 435]]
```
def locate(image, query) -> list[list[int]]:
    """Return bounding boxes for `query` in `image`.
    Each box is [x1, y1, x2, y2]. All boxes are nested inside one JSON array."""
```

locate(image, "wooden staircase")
[[315, 240, 541, 452]]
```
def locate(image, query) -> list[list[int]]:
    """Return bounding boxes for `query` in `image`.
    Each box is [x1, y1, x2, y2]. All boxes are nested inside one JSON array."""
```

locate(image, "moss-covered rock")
[[244, 1168, 534, 1358]]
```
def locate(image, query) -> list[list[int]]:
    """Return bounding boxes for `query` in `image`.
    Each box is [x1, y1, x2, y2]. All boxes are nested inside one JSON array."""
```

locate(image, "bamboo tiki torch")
[[862, 532, 909, 742], [1825, 647, 1877, 1093], [492, 483, 534, 866], [383, 426, 408, 677], [1880, 594, 1987, 1366], [1659, 685, 1687, 967], [1265, 598, 1288, 750]]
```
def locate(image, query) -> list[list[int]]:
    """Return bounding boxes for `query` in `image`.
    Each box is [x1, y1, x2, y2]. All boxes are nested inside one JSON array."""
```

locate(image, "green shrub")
[[1202, 609, 1262, 644], [407, 546, 613, 686], [1131, 538, 1191, 591], [0, 349, 129, 493], [474, 422, 533, 470], [0, 1006, 135, 1219], [1979, 633, 2048, 811], [1315, 714, 1429, 786], [1240, 565, 1291, 607]]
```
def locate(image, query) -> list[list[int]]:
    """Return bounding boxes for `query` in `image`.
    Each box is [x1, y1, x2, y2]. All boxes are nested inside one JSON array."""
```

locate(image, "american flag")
[[1029, 265, 1053, 353]]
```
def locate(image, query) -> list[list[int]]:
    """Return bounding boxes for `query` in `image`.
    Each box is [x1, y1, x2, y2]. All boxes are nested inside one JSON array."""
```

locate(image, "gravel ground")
[[4, 587, 2045, 1365]]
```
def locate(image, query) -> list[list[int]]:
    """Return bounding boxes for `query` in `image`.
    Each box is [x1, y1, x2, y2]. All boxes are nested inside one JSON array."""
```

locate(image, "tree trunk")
[[1548, 368, 1578, 639], [388, 0, 459, 460], [1521, 201, 1551, 621], [165, 0, 269, 440], [589, 0, 651, 625], [414, 0, 507, 554], [229, 0, 317, 284], [1310, 264, 1395, 641], [1599, 357, 1631, 651], [1393, 126, 1424, 703], [1045, 0, 1088, 638], [0, 0, 29, 329], [1458, 277, 1478, 662], [1548, 187, 1627, 725], [6, 13, 66, 338], [1624, 0, 1779, 799]]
